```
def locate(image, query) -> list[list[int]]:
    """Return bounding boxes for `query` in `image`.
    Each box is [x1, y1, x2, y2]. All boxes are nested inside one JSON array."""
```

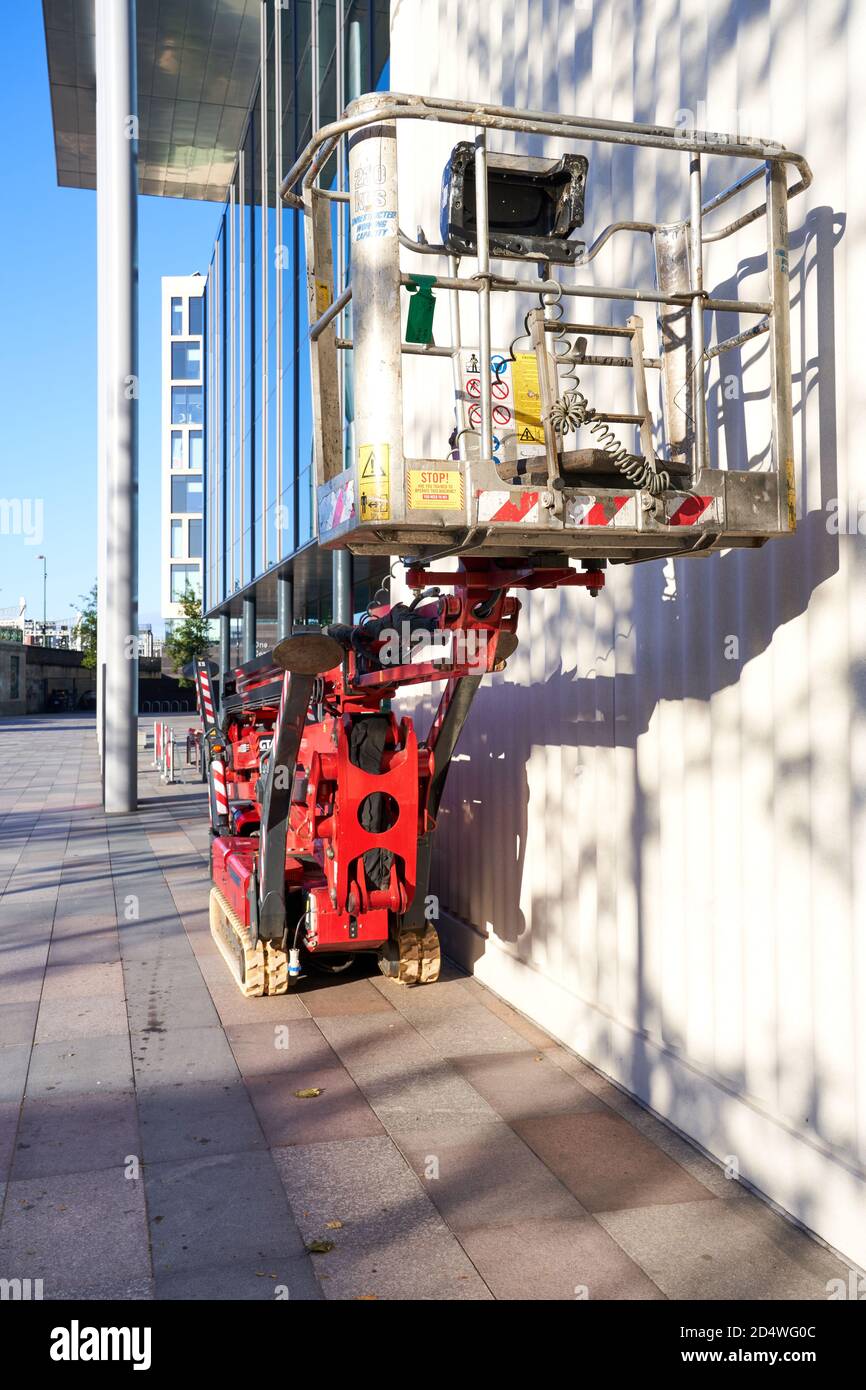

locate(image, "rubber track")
[[209, 887, 289, 997]]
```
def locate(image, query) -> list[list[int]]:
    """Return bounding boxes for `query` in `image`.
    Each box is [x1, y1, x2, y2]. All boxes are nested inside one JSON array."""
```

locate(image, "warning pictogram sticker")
[[358, 443, 391, 522], [512, 352, 545, 445]]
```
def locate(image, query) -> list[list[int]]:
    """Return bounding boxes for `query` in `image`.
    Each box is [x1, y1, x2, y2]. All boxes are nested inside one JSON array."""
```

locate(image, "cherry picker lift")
[[198, 94, 810, 995]]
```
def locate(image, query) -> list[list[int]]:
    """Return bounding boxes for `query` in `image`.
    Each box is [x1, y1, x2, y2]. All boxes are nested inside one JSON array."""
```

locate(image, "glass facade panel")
[[170, 519, 183, 557], [170, 297, 183, 334], [171, 430, 184, 466], [188, 518, 203, 558], [188, 431, 204, 470], [171, 341, 202, 380], [188, 295, 204, 335], [202, 1, 389, 616], [171, 385, 204, 425]]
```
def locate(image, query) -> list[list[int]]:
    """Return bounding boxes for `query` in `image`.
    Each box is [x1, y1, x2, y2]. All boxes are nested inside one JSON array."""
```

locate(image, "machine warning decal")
[[358, 444, 391, 521], [408, 468, 464, 511], [511, 352, 545, 444], [314, 278, 333, 317]]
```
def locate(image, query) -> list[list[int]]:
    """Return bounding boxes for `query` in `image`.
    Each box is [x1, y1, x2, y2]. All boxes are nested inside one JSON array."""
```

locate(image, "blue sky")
[[0, 7, 219, 635]]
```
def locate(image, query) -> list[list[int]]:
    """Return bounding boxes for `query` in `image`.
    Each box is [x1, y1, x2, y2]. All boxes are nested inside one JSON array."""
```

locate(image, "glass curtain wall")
[[204, 0, 390, 619]]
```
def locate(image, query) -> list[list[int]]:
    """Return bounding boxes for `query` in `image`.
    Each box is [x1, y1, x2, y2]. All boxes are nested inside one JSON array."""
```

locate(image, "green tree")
[[74, 583, 98, 669], [164, 586, 211, 685]]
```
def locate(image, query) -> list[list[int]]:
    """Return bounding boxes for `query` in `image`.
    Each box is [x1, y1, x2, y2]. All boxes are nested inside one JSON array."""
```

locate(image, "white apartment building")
[[161, 273, 205, 627]]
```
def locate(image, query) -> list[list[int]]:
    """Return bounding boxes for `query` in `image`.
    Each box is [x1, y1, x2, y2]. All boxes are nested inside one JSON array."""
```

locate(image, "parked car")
[[46, 689, 72, 712]]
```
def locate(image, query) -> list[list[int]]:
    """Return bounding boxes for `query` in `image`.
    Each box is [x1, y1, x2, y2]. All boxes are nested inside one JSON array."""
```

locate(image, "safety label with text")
[[408, 468, 464, 511], [358, 443, 391, 522]]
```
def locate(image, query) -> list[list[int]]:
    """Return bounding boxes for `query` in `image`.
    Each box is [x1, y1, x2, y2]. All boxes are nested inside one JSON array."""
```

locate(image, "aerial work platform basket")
[[282, 93, 811, 566]]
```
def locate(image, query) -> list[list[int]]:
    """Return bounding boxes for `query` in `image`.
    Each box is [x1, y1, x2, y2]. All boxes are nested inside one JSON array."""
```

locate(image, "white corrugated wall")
[[390, 0, 866, 1266]]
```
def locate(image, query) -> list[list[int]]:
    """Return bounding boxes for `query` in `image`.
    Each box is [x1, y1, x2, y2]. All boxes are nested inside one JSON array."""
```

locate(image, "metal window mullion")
[[239, 145, 246, 587], [766, 159, 795, 530], [474, 129, 493, 464], [260, 1, 269, 575], [688, 154, 707, 481], [336, 0, 345, 455], [275, 0, 283, 562], [229, 180, 236, 594]]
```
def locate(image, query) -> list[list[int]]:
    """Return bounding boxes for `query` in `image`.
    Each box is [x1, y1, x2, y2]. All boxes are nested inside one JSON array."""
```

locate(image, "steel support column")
[[219, 613, 231, 679], [96, 0, 139, 814], [276, 574, 293, 637], [242, 596, 257, 663]]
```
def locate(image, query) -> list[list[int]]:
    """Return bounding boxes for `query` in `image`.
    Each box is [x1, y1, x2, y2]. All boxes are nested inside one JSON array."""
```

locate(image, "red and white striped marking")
[[566, 494, 634, 527], [199, 668, 216, 724], [477, 490, 541, 524], [211, 758, 228, 818], [665, 495, 716, 526]]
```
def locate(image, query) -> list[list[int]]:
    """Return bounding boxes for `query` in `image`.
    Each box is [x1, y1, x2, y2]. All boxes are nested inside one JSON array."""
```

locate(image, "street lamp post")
[[36, 554, 47, 644]]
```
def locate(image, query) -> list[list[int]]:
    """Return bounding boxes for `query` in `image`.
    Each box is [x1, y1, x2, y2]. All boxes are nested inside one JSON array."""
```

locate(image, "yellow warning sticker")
[[408, 468, 464, 511], [315, 278, 333, 318], [358, 443, 391, 522], [512, 352, 545, 445]]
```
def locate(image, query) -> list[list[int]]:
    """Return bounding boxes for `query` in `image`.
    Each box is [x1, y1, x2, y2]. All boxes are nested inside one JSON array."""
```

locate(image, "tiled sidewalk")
[[0, 715, 855, 1300]]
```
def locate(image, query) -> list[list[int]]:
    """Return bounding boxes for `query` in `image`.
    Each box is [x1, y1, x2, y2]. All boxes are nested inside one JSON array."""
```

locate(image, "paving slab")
[[130, 1024, 239, 1092], [12, 1091, 139, 1180], [273, 1136, 492, 1300], [138, 1080, 267, 1163], [317, 1014, 497, 1128], [460, 1218, 666, 1300], [514, 1112, 721, 1213], [154, 1254, 321, 1301], [392, 1118, 587, 1231], [0, 1166, 150, 1298], [0, 1044, 33, 1103], [25, 1034, 134, 1099], [225, 1018, 341, 1077], [40, 960, 126, 1002], [145, 1150, 309, 1274], [34, 994, 129, 1043], [246, 1066, 385, 1146], [413, 1002, 539, 1057], [596, 1198, 851, 1300], [0, 1000, 39, 1046], [452, 1050, 607, 1123], [0, 1100, 20, 1180]]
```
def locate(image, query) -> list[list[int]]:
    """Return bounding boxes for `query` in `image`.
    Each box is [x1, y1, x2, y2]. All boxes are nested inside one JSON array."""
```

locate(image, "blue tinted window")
[[171, 341, 201, 381], [171, 385, 203, 425], [171, 474, 203, 512], [188, 296, 204, 335]]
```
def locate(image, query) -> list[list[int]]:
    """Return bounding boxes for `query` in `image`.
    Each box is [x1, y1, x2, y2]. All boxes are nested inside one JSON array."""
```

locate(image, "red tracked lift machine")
[[195, 559, 603, 994]]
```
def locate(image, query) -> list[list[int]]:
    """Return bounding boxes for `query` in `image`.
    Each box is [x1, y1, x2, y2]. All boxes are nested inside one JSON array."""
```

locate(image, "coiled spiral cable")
[[550, 383, 670, 497]]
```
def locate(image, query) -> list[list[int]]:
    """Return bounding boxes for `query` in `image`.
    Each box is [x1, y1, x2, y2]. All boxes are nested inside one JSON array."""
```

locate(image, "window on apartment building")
[[188, 296, 203, 335], [171, 341, 202, 381], [188, 431, 204, 470], [170, 297, 183, 334], [170, 519, 184, 557], [171, 385, 203, 425], [170, 564, 200, 603], [171, 474, 202, 513], [171, 431, 184, 467], [188, 518, 203, 559]]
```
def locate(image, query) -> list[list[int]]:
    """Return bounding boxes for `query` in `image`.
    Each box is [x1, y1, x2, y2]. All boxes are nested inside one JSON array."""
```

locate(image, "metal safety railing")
[[152, 721, 204, 785], [281, 92, 811, 556]]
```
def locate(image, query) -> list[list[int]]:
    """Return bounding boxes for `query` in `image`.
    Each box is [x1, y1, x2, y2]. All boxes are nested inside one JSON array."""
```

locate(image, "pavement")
[[0, 713, 857, 1300]]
